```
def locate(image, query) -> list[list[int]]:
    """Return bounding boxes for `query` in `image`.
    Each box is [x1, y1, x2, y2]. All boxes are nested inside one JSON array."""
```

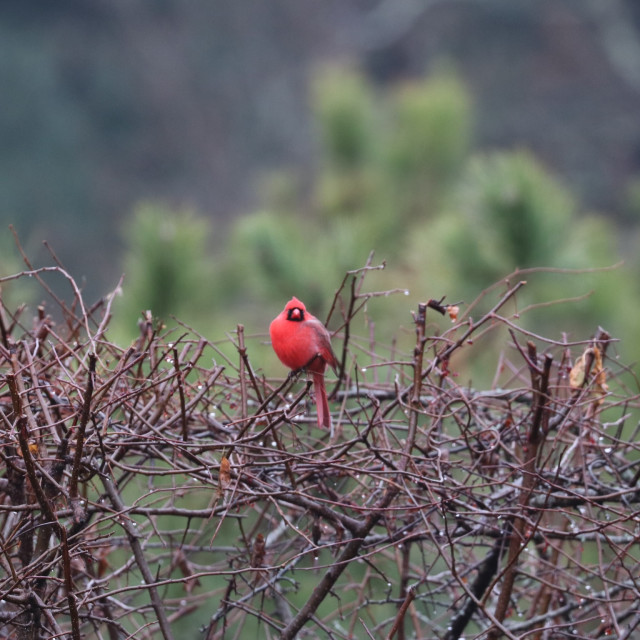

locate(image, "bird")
[[269, 296, 338, 428]]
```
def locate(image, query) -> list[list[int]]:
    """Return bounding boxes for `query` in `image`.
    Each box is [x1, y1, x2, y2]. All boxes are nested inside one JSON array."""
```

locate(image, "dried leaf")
[[569, 346, 609, 406], [219, 456, 231, 495], [591, 346, 609, 406], [251, 533, 265, 569], [569, 349, 589, 389]]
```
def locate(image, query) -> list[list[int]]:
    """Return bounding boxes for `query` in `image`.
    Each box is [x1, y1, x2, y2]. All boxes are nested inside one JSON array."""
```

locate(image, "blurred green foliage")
[[313, 66, 377, 172], [0, 236, 37, 312], [113, 203, 215, 342], [113, 65, 640, 376], [387, 72, 471, 191], [220, 68, 473, 321], [455, 151, 573, 271]]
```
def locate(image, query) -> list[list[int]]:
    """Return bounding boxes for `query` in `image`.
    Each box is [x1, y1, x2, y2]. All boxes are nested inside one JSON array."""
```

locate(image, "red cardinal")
[[270, 297, 338, 428]]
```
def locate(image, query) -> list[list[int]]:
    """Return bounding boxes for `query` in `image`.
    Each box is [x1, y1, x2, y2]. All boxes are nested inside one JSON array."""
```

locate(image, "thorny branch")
[[0, 261, 638, 640]]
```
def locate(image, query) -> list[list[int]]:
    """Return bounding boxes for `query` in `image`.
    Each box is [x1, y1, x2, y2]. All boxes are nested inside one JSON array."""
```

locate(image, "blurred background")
[[2, 0, 640, 369]]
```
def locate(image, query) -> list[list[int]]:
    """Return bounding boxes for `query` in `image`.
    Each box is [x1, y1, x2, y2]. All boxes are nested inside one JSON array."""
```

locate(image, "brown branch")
[[100, 473, 175, 640], [235, 323, 264, 405], [386, 584, 415, 640], [6, 373, 58, 530], [488, 348, 553, 639], [69, 353, 96, 521], [0, 252, 638, 640], [281, 480, 401, 640], [402, 302, 428, 471], [172, 347, 189, 441]]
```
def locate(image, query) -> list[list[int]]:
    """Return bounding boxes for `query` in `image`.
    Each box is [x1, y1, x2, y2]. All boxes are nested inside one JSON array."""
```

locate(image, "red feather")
[[270, 297, 338, 428]]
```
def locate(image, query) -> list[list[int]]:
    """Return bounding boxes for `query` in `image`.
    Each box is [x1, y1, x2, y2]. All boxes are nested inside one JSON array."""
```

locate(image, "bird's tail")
[[312, 372, 332, 429]]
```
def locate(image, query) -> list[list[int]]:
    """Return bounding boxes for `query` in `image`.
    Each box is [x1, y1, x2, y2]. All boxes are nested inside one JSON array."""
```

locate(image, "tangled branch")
[[0, 261, 638, 640]]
